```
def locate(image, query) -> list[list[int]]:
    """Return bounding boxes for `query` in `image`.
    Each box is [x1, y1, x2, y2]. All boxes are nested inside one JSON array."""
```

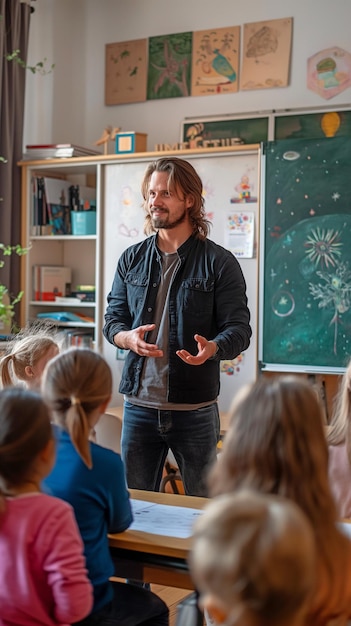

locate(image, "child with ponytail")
[[42, 347, 169, 626]]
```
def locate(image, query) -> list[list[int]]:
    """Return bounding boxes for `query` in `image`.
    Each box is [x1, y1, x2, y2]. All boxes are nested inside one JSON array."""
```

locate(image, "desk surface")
[[108, 489, 207, 561]]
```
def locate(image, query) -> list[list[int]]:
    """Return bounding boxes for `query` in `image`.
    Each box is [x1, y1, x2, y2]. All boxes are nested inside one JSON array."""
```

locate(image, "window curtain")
[[0, 0, 31, 316]]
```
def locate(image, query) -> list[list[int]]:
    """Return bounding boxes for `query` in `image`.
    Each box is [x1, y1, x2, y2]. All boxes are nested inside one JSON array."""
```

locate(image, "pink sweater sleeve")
[[41, 501, 93, 623]]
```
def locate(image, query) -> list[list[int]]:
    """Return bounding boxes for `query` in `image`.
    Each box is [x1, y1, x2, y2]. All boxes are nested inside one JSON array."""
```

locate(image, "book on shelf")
[[31, 176, 96, 236], [33, 265, 72, 301], [23, 144, 102, 160]]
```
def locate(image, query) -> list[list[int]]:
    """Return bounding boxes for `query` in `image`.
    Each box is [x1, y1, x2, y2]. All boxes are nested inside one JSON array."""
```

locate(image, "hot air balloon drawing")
[[192, 27, 239, 96]]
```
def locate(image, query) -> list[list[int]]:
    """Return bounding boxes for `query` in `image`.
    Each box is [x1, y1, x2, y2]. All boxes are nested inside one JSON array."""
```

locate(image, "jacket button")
[[153, 283, 157, 287], [148, 307, 152, 312]]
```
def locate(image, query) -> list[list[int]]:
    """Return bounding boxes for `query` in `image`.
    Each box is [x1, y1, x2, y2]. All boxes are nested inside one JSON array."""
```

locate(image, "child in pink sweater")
[[0, 386, 93, 626]]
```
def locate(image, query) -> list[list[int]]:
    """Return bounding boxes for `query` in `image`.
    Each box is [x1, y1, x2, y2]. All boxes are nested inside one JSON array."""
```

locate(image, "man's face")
[[147, 171, 191, 230]]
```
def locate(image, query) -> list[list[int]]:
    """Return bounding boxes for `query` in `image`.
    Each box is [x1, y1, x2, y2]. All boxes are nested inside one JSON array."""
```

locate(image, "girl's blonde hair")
[[0, 387, 52, 510], [208, 376, 342, 593], [326, 360, 351, 462], [0, 333, 59, 387], [190, 490, 316, 626], [41, 348, 112, 468]]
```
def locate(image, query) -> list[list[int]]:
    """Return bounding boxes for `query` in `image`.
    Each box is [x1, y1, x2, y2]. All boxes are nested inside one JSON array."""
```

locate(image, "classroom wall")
[[23, 0, 351, 151]]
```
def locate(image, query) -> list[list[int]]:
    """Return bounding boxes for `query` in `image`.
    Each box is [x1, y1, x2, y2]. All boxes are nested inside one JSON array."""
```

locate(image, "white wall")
[[24, 0, 351, 151]]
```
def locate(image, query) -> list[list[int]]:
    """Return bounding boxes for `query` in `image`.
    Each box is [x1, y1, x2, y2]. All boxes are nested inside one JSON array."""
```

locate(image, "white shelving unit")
[[19, 158, 102, 348]]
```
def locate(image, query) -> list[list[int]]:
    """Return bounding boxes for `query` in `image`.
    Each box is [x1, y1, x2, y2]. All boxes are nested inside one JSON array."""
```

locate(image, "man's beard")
[[151, 208, 187, 230]]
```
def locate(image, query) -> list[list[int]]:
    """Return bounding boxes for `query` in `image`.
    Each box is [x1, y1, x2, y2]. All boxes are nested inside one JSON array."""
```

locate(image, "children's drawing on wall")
[[262, 136, 351, 370], [240, 17, 292, 91], [231, 172, 258, 203], [105, 39, 147, 105], [117, 184, 140, 239], [220, 354, 245, 376], [147, 33, 192, 100], [191, 26, 240, 96], [225, 211, 255, 258], [307, 47, 351, 100]]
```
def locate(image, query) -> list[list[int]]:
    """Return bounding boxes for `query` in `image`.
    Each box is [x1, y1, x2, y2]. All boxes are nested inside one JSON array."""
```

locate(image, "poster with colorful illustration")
[[191, 26, 239, 96], [261, 136, 351, 371], [307, 46, 351, 100]]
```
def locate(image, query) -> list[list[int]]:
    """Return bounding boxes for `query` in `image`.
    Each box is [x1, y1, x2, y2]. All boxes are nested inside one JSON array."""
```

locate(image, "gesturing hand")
[[176, 334, 217, 366], [115, 324, 163, 357]]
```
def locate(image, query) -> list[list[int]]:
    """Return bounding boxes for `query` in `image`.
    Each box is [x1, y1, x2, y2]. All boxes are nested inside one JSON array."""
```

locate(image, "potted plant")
[[0, 243, 28, 334]]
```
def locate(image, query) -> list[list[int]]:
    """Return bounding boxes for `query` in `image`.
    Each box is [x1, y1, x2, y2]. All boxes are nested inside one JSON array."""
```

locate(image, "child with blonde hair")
[[0, 386, 93, 625], [208, 376, 351, 626], [42, 347, 169, 626], [190, 490, 316, 626], [325, 360, 351, 517], [0, 332, 59, 389]]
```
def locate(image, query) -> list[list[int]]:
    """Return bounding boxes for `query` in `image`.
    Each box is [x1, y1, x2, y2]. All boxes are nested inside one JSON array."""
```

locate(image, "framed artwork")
[[181, 114, 270, 147], [240, 17, 292, 91], [191, 26, 240, 96], [105, 39, 148, 105], [147, 32, 192, 100], [274, 108, 351, 140]]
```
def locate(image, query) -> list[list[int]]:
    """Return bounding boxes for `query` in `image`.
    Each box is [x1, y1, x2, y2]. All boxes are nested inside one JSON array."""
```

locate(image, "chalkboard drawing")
[[307, 47, 351, 100], [231, 174, 257, 203], [105, 39, 148, 105], [191, 26, 239, 96], [240, 17, 292, 90], [262, 136, 351, 370], [147, 33, 192, 100], [309, 261, 351, 355]]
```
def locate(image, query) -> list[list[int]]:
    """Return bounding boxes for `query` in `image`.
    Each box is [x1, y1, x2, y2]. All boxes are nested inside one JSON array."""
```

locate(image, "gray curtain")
[[0, 0, 31, 311]]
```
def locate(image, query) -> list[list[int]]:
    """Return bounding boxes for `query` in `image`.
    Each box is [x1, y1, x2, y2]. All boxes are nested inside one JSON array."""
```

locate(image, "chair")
[[159, 450, 184, 494], [94, 412, 122, 454]]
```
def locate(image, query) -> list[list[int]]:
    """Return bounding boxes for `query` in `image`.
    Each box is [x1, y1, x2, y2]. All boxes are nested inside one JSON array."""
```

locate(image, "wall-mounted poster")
[[307, 47, 351, 100], [260, 136, 351, 373], [147, 32, 192, 100], [240, 17, 292, 91], [181, 114, 269, 146], [105, 39, 148, 105], [274, 108, 351, 140], [191, 26, 240, 96]]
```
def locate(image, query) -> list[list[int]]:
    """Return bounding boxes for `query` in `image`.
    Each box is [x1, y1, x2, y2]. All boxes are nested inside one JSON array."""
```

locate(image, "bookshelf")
[[19, 158, 100, 347]]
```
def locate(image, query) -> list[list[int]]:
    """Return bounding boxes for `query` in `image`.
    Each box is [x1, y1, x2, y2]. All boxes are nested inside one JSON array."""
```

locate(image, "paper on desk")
[[130, 499, 203, 538]]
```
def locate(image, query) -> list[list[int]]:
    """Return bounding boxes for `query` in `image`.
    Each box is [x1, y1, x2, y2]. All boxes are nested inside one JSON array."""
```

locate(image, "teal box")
[[71, 211, 96, 235]]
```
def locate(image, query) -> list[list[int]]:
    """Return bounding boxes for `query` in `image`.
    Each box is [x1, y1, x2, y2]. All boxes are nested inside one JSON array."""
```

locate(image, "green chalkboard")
[[261, 135, 351, 372]]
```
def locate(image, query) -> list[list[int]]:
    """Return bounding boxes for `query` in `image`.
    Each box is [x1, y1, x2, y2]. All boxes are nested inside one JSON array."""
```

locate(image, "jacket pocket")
[[181, 277, 214, 316], [125, 272, 148, 311]]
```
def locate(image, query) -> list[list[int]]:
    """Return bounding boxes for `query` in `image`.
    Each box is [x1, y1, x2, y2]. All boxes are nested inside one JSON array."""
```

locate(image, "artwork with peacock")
[[191, 26, 240, 96]]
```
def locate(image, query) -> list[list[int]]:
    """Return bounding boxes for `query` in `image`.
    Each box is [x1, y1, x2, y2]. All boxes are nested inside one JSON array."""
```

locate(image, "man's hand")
[[114, 324, 163, 357], [176, 334, 217, 366]]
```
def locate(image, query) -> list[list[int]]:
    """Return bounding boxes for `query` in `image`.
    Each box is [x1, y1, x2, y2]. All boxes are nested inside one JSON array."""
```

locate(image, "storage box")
[[115, 132, 148, 154], [71, 211, 96, 235]]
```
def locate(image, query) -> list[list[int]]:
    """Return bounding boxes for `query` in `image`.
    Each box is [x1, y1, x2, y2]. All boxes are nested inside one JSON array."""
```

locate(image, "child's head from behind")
[[42, 348, 112, 468], [190, 490, 316, 626], [0, 387, 54, 499], [208, 376, 333, 524], [0, 333, 59, 390]]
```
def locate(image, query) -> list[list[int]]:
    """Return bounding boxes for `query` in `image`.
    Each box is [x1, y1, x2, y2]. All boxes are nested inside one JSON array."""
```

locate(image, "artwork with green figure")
[[147, 32, 192, 100], [262, 135, 351, 371]]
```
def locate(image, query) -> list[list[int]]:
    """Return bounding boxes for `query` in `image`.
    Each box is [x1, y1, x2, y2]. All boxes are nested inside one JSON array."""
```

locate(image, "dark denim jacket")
[[103, 234, 251, 404]]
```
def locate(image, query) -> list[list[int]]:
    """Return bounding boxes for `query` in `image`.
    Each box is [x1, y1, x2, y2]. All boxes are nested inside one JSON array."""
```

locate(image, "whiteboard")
[[102, 149, 260, 411]]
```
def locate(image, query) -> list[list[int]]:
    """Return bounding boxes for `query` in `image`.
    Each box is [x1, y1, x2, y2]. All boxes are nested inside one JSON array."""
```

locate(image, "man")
[[103, 157, 251, 496]]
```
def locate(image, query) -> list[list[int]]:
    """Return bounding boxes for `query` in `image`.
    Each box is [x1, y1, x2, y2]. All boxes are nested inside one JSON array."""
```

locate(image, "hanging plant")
[[0, 244, 29, 331]]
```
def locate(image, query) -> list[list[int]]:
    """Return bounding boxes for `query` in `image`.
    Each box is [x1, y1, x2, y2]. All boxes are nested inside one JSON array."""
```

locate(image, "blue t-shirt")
[[43, 425, 133, 612]]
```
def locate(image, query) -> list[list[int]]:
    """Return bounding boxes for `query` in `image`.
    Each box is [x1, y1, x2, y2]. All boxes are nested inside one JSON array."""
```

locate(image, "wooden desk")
[[108, 489, 207, 589]]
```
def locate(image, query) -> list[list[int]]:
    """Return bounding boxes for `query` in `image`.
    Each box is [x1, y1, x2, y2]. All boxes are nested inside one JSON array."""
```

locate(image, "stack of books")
[[23, 144, 102, 160]]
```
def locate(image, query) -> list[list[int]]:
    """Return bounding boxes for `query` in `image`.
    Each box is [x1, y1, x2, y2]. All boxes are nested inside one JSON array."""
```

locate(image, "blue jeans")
[[121, 402, 220, 496]]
